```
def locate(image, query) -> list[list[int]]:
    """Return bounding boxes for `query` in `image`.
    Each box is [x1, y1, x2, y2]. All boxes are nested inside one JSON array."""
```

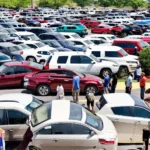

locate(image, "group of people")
[[56, 65, 146, 112]]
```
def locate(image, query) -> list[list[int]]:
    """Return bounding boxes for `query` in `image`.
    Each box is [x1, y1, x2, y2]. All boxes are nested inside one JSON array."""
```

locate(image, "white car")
[[87, 45, 139, 76], [125, 35, 142, 39], [86, 34, 116, 43], [142, 32, 150, 36], [10, 32, 40, 41], [29, 100, 118, 150], [60, 32, 82, 39], [44, 51, 119, 77], [0, 93, 43, 142], [97, 93, 150, 150]]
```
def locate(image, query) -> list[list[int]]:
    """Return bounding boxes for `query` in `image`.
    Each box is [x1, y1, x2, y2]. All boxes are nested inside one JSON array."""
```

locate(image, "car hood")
[[84, 74, 103, 81], [124, 55, 138, 60]]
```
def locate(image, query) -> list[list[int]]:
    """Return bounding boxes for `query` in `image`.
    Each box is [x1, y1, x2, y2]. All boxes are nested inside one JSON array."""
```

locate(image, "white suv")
[[87, 46, 139, 76], [44, 52, 119, 77]]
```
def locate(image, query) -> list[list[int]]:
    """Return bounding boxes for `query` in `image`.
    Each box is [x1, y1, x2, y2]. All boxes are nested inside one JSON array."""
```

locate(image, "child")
[[56, 83, 64, 99]]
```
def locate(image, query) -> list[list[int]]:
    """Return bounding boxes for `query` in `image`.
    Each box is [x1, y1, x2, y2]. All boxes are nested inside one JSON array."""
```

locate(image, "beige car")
[[29, 100, 118, 150], [0, 93, 43, 142]]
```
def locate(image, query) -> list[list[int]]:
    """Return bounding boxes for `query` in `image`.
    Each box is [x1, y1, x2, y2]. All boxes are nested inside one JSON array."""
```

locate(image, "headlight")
[[113, 64, 118, 67], [99, 80, 103, 85], [126, 61, 137, 63]]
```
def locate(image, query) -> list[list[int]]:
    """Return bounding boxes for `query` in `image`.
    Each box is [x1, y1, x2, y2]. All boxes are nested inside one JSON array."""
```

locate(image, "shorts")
[[87, 99, 94, 107]]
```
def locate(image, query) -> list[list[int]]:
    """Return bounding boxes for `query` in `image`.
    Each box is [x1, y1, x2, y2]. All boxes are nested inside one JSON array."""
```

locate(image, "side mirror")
[[91, 61, 96, 64], [90, 131, 95, 136]]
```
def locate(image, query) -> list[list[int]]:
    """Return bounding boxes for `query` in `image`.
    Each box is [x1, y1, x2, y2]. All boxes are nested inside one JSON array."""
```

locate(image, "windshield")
[[90, 54, 99, 62], [84, 40, 94, 45], [72, 34, 81, 39], [8, 46, 20, 52], [0, 34, 10, 38], [140, 41, 149, 48], [119, 48, 128, 56], [25, 97, 43, 112], [64, 40, 75, 46], [0, 55, 10, 60], [36, 42, 45, 48], [84, 108, 103, 131], [0, 64, 7, 73], [13, 45, 23, 50], [24, 34, 39, 41], [29, 61, 43, 69], [19, 44, 31, 49], [31, 103, 49, 127], [108, 36, 116, 40]]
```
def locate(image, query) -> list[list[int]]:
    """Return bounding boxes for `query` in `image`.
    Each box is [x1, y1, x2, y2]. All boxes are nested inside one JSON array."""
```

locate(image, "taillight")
[[99, 139, 115, 145], [44, 62, 49, 70], [20, 51, 23, 55], [36, 55, 42, 57]]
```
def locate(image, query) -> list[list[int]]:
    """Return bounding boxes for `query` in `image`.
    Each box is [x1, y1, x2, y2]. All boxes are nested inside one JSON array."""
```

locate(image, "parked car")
[[112, 39, 148, 54], [44, 52, 119, 78], [24, 68, 104, 95], [84, 21, 99, 29], [57, 25, 88, 37], [29, 100, 118, 150], [97, 93, 150, 150], [0, 33, 14, 42], [60, 32, 81, 39], [0, 52, 11, 65], [18, 18, 40, 26], [0, 61, 43, 87], [0, 93, 43, 142], [91, 25, 112, 34]]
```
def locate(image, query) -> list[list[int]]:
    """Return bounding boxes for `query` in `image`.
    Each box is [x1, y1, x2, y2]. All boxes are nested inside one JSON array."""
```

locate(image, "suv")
[[112, 39, 148, 54], [88, 46, 139, 77], [44, 52, 119, 77]]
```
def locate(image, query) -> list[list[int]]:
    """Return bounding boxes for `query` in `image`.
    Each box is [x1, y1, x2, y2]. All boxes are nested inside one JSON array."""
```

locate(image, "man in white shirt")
[[125, 72, 132, 94], [56, 84, 64, 99], [136, 65, 142, 82]]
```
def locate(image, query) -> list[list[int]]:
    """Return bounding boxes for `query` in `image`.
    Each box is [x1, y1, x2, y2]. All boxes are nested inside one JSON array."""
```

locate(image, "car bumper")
[[24, 82, 36, 91]]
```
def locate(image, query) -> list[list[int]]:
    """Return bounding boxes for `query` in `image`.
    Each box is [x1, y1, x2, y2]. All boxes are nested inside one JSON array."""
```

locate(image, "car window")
[[62, 70, 76, 77], [115, 43, 127, 48], [92, 51, 101, 57], [70, 56, 80, 64], [71, 124, 91, 134], [7, 110, 28, 124], [5, 67, 15, 75], [57, 56, 68, 64], [38, 123, 70, 135], [0, 110, 5, 125], [15, 66, 28, 74], [80, 56, 92, 64], [27, 44, 37, 49], [133, 107, 150, 119], [64, 35, 70, 39], [105, 51, 121, 57], [111, 107, 132, 116], [73, 41, 83, 45], [38, 51, 50, 55]]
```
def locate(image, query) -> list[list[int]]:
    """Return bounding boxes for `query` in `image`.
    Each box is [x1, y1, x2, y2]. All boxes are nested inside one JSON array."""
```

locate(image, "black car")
[[125, 25, 143, 35]]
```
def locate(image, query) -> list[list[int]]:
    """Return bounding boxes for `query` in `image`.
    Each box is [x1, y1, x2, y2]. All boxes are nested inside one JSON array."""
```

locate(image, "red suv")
[[112, 39, 148, 54], [0, 61, 42, 88], [84, 21, 99, 28], [24, 68, 104, 96], [91, 25, 112, 34]]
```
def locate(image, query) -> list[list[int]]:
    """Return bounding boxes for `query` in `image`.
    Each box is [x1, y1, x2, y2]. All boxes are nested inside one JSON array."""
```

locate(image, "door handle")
[[64, 80, 69, 82], [52, 139, 58, 142]]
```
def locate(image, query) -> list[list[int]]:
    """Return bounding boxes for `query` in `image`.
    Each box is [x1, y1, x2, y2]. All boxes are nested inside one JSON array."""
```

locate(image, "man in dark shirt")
[[110, 74, 118, 93]]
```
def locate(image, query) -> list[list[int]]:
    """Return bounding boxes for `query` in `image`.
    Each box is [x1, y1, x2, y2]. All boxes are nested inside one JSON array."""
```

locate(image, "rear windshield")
[[0, 64, 7, 73], [0, 34, 10, 38], [72, 34, 81, 39], [0, 55, 10, 60], [29, 62, 43, 69], [36, 42, 45, 48]]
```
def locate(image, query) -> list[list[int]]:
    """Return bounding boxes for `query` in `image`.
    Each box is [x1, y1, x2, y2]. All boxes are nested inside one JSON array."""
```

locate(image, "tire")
[[85, 85, 98, 95], [37, 84, 50, 96], [27, 56, 37, 62], [100, 68, 112, 78]]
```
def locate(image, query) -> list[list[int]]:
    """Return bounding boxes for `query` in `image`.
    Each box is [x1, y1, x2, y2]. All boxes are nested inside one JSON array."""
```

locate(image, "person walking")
[[110, 73, 118, 93], [125, 72, 133, 94], [86, 91, 95, 112], [56, 83, 64, 99], [103, 71, 110, 94], [136, 65, 142, 82], [140, 72, 146, 100], [72, 75, 80, 103]]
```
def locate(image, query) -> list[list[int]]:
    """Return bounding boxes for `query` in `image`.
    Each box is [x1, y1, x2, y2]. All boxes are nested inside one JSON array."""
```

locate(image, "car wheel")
[[100, 68, 112, 78], [85, 85, 98, 95], [37, 84, 50, 96], [27, 57, 37, 62]]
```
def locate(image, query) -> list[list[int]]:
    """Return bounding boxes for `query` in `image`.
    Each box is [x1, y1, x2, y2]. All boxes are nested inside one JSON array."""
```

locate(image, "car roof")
[[114, 38, 142, 42], [52, 51, 85, 56], [23, 41, 41, 44], [60, 32, 78, 35], [15, 32, 35, 35], [4, 61, 29, 66], [87, 34, 115, 37], [90, 45, 121, 51], [0, 42, 16, 47], [0, 93, 33, 106]]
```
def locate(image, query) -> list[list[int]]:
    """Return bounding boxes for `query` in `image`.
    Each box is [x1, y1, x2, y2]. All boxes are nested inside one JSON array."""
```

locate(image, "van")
[[57, 25, 88, 37]]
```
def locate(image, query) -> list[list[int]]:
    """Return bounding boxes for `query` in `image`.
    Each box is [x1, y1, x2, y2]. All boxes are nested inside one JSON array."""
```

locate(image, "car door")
[[107, 106, 135, 145], [71, 123, 99, 150], [5, 109, 29, 141], [0, 66, 16, 87], [33, 123, 74, 150], [131, 106, 150, 145]]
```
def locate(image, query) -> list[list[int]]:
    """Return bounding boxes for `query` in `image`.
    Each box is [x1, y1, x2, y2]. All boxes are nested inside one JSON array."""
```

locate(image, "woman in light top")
[[56, 83, 64, 99]]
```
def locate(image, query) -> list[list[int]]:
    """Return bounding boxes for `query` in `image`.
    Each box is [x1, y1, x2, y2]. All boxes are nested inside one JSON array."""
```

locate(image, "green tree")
[[127, 0, 147, 9], [73, 0, 92, 7], [139, 47, 150, 75], [99, 0, 112, 7]]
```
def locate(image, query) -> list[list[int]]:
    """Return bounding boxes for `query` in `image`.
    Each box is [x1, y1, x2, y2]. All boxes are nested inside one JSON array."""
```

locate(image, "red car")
[[112, 39, 148, 54], [80, 18, 92, 24], [32, 17, 48, 23], [0, 61, 43, 88], [24, 68, 104, 96], [91, 25, 112, 34], [84, 21, 99, 28]]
